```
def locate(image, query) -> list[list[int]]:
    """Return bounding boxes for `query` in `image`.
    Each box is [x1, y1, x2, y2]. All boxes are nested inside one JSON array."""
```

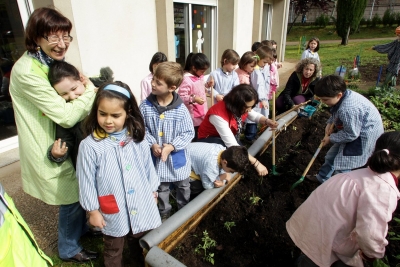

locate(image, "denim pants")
[[58, 201, 87, 259], [244, 123, 257, 141], [316, 143, 351, 183]]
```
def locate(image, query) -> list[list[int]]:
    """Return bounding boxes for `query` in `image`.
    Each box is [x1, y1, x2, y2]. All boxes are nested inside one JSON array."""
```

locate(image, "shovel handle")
[[301, 123, 334, 177]]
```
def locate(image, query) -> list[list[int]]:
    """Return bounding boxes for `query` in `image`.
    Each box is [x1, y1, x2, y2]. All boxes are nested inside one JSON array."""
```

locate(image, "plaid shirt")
[[140, 99, 194, 182], [328, 90, 384, 170]]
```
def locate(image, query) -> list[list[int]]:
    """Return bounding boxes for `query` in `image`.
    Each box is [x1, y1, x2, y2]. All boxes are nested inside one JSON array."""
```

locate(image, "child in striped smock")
[[245, 45, 273, 142], [140, 62, 195, 222], [207, 49, 240, 104], [76, 81, 161, 266]]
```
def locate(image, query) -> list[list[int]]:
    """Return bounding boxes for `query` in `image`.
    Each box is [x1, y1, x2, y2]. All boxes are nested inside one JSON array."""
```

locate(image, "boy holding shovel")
[[306, 75, 383, 184]]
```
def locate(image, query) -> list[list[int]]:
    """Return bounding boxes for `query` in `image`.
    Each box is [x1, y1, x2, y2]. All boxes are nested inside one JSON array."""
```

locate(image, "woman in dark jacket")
[[276, 58, 321, 113]]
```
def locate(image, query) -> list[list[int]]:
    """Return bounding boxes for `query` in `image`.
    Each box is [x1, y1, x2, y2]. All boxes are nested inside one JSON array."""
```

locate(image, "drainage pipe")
[[140, 110, 299, 266], [145, 246, 187, 267], [249, 110, 298, 156]]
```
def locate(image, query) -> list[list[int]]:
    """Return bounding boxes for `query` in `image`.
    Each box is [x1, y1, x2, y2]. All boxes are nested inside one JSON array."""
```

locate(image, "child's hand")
[[255, 162, 268, 176], [277, 62, 283, 69], [161, 144, 174, 162], [216, 94, 224, 102], [264, 118, 278, 130], [51, 138, 68, 158], [321, 135, 330, 147], [88, 210, 106, 229], [261, 100, 268, 109], [206, 77, 214, 88], [194, 96, 205, 105], [151, 144, 162, 157], [153, 192, 158, 204], [213, 180, 225, 188]]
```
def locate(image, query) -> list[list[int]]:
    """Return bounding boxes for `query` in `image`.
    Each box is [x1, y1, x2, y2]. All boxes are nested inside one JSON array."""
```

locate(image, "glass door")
[[174, 2, 216, 71], [0, 0, 26, 141]]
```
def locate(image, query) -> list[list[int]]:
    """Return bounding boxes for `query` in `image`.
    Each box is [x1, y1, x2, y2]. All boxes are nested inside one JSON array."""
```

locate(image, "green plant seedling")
[[249, 194, 262, 205], [194, 230, 217, 265], [224, 221, 236, 233]]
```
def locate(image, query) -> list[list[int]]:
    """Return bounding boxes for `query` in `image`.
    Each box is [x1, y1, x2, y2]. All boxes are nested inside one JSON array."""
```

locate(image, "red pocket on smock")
[[98, 195, 120, 214]]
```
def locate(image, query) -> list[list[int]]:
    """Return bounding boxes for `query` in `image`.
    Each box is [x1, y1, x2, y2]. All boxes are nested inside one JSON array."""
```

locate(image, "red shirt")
[[198, 101, 248, 139]]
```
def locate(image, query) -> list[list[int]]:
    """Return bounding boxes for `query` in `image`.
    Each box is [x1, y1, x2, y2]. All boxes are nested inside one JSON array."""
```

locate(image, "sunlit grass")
[[285, 39, 390, 79], [286, 25, 397, 42]]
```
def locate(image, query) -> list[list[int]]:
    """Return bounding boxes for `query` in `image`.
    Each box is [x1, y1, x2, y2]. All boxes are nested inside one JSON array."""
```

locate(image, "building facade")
[[0, 0, 289, 145]]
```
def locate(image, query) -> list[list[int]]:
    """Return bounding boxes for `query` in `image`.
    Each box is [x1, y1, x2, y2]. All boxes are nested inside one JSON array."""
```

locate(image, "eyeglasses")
[[43, 35, 73, 44]]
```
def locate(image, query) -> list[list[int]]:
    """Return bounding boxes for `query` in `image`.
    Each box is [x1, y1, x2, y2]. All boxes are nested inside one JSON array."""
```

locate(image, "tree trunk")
[[341, 25, 350, 45], [287, 15, 299, 35]]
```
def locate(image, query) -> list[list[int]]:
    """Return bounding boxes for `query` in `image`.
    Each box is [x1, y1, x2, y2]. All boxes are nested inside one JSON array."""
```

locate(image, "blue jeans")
[[244, 123, 257, 141], [316, 143, 351, 183], [58, 202, 87, 259]]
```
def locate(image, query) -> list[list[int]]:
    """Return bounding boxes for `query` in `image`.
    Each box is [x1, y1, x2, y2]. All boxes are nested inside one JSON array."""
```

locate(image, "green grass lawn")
[[286, 25, 398, 42], [285, 39, 390, 78]]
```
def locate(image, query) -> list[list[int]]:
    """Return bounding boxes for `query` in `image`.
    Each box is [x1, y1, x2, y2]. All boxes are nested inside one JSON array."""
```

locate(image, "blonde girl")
[[235, 51, 257, 85]]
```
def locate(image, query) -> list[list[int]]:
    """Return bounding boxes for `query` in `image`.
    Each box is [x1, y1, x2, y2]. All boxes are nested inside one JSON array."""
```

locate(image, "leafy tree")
[[287, 0, 334, 34], [336, 0, 368, 45]]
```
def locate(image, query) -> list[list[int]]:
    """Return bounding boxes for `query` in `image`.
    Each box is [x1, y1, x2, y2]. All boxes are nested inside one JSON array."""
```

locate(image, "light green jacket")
[[0, 183, 52, 266], [9, 52, 95, 205]]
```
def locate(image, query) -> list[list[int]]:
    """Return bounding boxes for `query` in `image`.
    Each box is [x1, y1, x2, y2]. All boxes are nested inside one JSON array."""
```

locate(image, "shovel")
[[290, 124, 334, 190], [271, 91, 280, 175]]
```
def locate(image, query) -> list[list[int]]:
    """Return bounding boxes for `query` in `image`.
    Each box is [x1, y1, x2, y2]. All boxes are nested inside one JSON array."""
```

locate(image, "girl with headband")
[[287, 131, 400, 267], [77, 81, 161, 266]]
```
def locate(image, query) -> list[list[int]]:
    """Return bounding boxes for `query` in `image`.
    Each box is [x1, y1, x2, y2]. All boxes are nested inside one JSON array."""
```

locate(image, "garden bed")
[[171, 109, 400, 267]]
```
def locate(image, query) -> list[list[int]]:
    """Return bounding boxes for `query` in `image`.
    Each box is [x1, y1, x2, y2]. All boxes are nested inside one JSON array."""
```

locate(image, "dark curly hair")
[[222, 146, 251, 173]]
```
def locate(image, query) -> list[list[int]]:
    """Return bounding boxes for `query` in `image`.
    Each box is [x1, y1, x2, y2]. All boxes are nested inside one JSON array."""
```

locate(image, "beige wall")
[[66, 0, 159, 101], [155, 0, 176, 61], [24, 0, 291, 99]]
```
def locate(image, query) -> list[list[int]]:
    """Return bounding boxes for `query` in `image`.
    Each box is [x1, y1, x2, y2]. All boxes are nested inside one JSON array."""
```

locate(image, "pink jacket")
[[178, 73, 208, 126], [286, 168, 400, 267], [235, 68, 250, 85], [140, 73, 153, 102]]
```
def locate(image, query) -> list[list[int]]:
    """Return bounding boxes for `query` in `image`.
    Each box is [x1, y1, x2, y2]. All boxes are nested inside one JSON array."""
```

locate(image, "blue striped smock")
[[140, 100, 194, 183], [187, 142, 226, 189], [209, 68, 240, 99], [76, 135, 161, 237], [328, 90, 384, 170]]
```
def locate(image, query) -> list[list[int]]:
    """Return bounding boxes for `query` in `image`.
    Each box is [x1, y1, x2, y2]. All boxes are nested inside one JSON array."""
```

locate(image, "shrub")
[[371, 13, 381, 28], [315, 14, 330, 28], [382, 9, 396, 26]]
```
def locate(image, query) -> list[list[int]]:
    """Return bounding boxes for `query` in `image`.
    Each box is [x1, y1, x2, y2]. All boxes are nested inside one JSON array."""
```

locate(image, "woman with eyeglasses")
[[9, 7, 97, 263], [197, 84, 278, 176]]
